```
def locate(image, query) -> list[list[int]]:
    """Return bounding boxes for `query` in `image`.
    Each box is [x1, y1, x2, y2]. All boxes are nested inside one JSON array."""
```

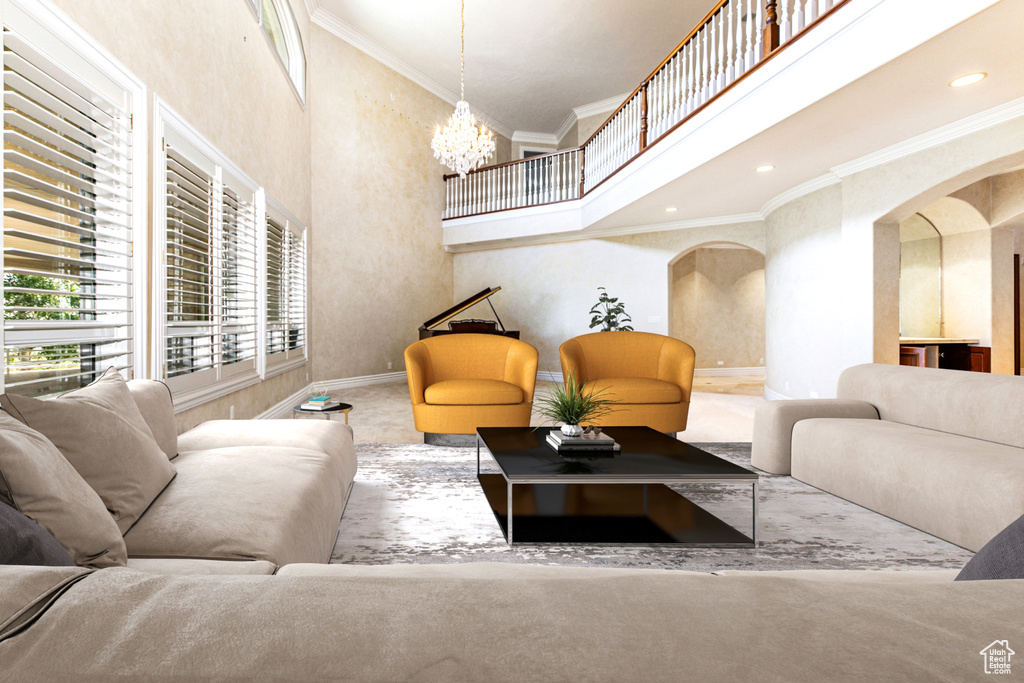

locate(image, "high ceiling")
[[309, 0, 713, 135]]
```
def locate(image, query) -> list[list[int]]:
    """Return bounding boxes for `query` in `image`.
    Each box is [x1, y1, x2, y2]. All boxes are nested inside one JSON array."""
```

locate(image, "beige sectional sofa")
[[1, 562, 1022, 680], [753, 363, 1024, 551]]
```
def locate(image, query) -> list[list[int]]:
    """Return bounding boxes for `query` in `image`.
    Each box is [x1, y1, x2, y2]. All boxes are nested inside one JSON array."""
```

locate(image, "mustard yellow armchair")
[[559, 331, 695, 433], [404, 334, 539, 437]]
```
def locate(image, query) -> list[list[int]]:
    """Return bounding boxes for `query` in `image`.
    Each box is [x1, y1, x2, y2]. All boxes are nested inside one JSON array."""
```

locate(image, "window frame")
[[152, 97, 263, 412], [253, 0, 306, 106], [0, 0, 148, 395]]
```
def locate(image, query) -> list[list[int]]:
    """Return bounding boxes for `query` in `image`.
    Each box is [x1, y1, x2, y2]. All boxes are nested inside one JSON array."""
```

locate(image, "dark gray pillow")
[[0, 501, 75, 567], [955, 513, 1024, 581]]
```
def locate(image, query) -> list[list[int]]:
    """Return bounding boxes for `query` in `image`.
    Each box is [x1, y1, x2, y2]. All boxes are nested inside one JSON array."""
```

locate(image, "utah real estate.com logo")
[[980, 640, 1014, 675]]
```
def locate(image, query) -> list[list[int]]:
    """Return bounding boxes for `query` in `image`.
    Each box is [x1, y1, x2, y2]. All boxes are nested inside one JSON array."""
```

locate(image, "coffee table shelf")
[[476, 426, 758, 547]]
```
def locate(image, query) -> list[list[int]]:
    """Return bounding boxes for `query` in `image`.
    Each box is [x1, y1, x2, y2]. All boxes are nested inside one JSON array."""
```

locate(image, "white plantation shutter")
[[158, 111, 259, 399], [2, 23, 137, 397], [220, 179, 258, 372], [163, 145, 215, 385], [265, 214, 286, 356], [285, 223, 306, 352], [265, 200, 306, 370]]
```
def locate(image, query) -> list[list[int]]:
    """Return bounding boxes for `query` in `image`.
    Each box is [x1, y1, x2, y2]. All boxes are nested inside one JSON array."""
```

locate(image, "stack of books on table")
[[300, 396, 339, 411], [546, 429, 620, 454]]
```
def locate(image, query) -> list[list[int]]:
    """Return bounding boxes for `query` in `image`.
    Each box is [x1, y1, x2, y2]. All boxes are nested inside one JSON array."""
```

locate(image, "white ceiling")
[[308, 0, 713, 135]]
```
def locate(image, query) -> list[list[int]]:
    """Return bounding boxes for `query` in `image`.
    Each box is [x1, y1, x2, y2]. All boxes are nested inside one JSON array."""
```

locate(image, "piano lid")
[[422, 287, 503, 331]]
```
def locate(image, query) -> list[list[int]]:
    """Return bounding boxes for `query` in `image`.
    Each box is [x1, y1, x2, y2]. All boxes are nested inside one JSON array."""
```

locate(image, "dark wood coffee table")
[[476, 426, 758, 546]]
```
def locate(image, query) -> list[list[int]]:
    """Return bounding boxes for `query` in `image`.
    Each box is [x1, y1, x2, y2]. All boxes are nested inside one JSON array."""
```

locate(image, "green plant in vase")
[[589, 286, 634, 332], [533, 371, 615, 437]]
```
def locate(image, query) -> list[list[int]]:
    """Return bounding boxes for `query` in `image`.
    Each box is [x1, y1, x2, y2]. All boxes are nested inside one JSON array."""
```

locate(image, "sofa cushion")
[[837, 364, 1024, 450], [956, 513, 1024, 581], [585, 377, 681, 404], [424, 379, 523, 405], [126, 558, 277, 576], [126, 380, 178, 459], [791, 418, 1024, 552], [177, 420, 355, 481], [123, 446, 351, 565], [1, 368, 176, 534], [0, 411, 127, 568], [0, 501, 74, 567]]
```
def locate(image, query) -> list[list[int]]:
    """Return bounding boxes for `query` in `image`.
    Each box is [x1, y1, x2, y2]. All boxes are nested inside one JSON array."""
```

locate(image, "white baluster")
[[755, 0, 764, 62], [712, 17, 720, 94], [719, 9, 728, 89], [700, 27, 709, 104], [725, 3, 735, 85]]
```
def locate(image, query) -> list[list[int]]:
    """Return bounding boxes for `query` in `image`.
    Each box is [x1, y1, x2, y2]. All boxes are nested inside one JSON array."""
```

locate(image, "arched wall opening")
[[877, 166, 1024, 376], [669, 241, 765, 374]]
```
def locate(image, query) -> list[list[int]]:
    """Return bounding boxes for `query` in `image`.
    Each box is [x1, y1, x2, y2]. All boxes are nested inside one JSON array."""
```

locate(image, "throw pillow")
[[0, 501, 75, 567], [955, 513, 1024, 581], [0, 410, 127, 567], [0, 368, 176, 534]]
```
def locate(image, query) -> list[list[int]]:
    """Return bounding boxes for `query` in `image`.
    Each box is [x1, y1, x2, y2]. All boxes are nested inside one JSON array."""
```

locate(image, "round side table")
[[292, 402, 353, 424]]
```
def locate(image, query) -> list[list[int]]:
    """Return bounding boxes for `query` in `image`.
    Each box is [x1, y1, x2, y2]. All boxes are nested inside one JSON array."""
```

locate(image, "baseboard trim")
[[541, 367, 766, 383], [693, 367, 766, 378], [255, 371, 408, 419], [763, 386, 791, 401]]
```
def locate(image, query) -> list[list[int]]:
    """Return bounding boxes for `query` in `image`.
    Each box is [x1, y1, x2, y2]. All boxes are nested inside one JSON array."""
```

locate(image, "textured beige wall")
[[558, 121, 579, 150], [452, 222, 765, 372], [50, 0, 313, 427], [765, 184, 844, 398], [309, 26, 460, 382], [672, 248, 765, 369], [942, 231, 992, 344], [577, 113, 611, 146], [899, 236, 942, 337]]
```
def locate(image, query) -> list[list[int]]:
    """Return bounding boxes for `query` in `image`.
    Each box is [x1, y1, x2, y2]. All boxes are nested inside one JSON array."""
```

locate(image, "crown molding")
[[554, 109, 578, 145], [308, 5, 514, 139], [574, 93, 630, 121], [511, 130, 559, 146], [832, 95, 1024, 179], [759, 173, 841, 217]]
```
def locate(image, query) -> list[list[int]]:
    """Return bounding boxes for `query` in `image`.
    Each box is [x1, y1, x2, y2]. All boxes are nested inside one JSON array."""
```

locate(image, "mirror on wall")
[[899, 213, 942, 338]]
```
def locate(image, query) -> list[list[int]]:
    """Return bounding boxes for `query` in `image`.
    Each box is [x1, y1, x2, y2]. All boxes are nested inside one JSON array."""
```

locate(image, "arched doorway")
[[669, 242, 765, 375]]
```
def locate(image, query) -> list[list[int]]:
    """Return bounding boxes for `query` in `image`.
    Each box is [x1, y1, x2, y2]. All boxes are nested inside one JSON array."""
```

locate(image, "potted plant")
[[533, 372, 615, 437], [589, 287, 634, 331]]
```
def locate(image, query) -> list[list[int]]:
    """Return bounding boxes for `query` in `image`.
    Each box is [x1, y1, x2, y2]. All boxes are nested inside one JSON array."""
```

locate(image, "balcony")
[[441, 0, 1012, 252]]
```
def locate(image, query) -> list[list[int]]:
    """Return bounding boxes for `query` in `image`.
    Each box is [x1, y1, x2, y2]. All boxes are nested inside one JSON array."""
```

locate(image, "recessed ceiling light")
[[755, 165, 775, 173], [949, 73, 986, 87], [665, 207, 678, 212]]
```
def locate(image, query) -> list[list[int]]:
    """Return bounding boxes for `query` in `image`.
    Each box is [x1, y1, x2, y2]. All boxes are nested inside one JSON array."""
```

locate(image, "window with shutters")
[[156, 102, 260, 405], [1, 1, 145, 397], [265, 197, 306, 374]]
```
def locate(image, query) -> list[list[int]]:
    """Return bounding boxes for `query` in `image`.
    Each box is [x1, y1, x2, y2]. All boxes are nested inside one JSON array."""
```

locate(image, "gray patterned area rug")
[[331, 443, 974, 572]]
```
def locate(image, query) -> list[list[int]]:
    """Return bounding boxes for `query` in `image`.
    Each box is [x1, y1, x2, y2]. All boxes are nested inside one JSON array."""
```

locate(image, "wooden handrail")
[[442, 146, 581, 181]]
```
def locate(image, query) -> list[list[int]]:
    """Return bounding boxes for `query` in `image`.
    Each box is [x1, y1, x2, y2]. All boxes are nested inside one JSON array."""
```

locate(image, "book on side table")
[[300, 401, 340, 411]]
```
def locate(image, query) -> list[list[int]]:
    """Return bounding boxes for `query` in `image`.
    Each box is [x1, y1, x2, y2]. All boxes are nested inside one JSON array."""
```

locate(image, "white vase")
[[561, 424, 583, 437]]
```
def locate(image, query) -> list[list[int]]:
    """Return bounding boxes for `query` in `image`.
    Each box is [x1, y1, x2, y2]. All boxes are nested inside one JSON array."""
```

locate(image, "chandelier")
[[431, 0, 495, 178]]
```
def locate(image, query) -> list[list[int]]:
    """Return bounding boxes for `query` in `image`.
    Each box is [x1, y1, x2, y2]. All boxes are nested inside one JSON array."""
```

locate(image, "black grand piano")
[[419, 286, 520, 340]]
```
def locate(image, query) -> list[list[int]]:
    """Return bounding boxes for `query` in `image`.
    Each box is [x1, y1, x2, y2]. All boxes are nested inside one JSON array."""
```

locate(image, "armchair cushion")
[[424, 379, 523, 406], [585, 378, 681, 404]]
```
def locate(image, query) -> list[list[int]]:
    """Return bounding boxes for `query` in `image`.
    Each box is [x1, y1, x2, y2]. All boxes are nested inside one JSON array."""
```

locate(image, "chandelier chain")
[[460, 0, 465, 101]]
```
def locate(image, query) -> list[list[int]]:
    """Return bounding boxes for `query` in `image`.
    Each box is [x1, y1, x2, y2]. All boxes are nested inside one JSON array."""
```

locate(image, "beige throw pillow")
[[0, 369, 176, 534], [0, 411, 127, 568]]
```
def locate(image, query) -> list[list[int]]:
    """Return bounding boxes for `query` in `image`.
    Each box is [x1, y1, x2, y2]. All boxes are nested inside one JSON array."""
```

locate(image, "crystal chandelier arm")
[[460, 0, 465, 101]]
